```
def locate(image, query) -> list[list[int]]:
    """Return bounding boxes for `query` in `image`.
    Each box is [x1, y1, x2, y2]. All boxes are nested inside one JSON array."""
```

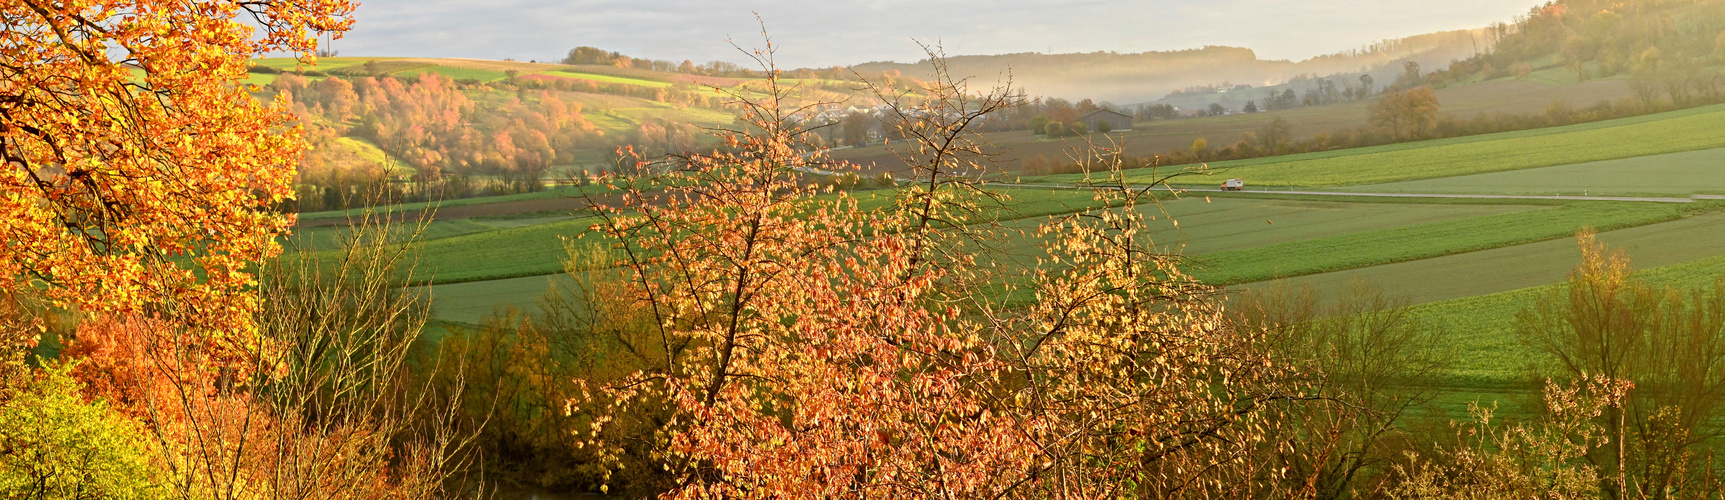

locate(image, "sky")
[[331, 0, 1543, 67]]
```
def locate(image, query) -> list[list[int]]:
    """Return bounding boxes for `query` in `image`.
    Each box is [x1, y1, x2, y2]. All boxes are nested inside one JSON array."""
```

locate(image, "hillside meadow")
[[1025, 103, 1725, 187]]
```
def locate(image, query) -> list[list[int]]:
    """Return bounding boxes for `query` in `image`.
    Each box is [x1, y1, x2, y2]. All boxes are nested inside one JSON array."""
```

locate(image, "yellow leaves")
[[2, 0, 353, 350]]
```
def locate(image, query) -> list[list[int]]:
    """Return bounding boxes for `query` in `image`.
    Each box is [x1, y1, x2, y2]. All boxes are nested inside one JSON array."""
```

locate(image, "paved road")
[[995, 183, 1707, 204]]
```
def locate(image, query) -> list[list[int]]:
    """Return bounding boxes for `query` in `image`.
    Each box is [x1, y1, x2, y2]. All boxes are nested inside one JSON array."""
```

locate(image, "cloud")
[[327, 0, 1539, 67]]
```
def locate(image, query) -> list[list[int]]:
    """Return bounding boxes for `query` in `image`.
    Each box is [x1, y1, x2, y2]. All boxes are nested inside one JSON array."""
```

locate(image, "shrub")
[[0, 361, 161, 497]]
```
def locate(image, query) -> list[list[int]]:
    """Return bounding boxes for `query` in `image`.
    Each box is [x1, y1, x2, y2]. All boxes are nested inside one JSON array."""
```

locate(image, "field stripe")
[[1033, 104, 1725, 188], [1245, 211, 1725, 307]]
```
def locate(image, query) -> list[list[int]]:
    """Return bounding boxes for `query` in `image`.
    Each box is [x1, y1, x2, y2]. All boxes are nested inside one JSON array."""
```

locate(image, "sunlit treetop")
[[0, 0, 354, 352]]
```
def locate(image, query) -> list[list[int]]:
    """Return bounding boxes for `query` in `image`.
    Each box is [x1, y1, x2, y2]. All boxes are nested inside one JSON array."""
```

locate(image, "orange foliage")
[[1, 3, 468, 495], [0, 0, 353, 347], [278, 72, 603, 184], [575, 49, 1298, 497], [67, 311, 444, 498]]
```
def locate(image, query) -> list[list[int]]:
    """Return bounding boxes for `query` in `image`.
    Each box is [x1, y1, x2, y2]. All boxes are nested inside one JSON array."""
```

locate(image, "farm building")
[[1079, 109, 1134, 132]]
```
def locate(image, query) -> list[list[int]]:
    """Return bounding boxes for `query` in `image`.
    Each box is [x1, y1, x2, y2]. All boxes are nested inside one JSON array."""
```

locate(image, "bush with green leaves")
[[0, 361, 161, 498]]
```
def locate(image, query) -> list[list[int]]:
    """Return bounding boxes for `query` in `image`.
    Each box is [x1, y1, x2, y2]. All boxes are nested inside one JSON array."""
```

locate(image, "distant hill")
[[850, 29, 1495, 103]]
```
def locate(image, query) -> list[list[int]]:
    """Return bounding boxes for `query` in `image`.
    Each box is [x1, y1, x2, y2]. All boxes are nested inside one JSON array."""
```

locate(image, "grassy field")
[[331, 137, 415, 176], [1339, 146, 1725, 196], [254, 57, 378, 72], [397, 216, 602, 285], [421, 202, 1725, 326], [1030, 103, 1725, 188], [430, 274, 575, 324], [587, 104, 737, 135], [990, 195, 1545, 255], [1195, 200, 1707, 284], [290, 214, 580, 252], [1252, 210, 1725, 310], [545, 70, 673, 88], [415, 196, 1547, 323], [414, 194, 1717, 324], [1408, 247, 1725, 389], [405, 65, 509, 82]]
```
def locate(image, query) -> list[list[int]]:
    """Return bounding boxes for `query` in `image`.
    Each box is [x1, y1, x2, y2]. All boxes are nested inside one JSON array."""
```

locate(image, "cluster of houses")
[[791, 104, 893, 146]]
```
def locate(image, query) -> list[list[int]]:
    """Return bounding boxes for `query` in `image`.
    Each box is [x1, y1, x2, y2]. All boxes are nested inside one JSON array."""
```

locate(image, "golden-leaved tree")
[[0, 0, 351, 344], [1368, 87, 1441, 141], [3, 2, 474, 499]]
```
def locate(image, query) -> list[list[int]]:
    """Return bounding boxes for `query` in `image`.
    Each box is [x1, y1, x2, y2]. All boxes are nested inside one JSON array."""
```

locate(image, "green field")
[[988, 195, 1542, 256], [1138, 197, 1545, 255], [291, 214, 581, 252], [1339, 146, 1725, 196], [306, 186, 1128, 288], [406, 66, 510, 82], [1409, 249, 1725, 389], [419, 196, 1546, 322], [332, 137, 414, 176], [431, 274, 576, 324], [413, 195, 1718, 324], [545, 70, 674, 88], [254, 56, 379, 72], [1193, 200, 1708, 284], [1035, 103, 1725, 187], [1250, 210, 1725, 307]]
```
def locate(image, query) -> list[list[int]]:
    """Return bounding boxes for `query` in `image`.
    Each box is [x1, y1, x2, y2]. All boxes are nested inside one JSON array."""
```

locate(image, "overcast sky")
[[332, 0, 1542, 67]]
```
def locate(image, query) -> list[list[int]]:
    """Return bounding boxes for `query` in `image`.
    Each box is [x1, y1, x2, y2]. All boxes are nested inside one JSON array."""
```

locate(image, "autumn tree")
[[1369, 87, 1441, 141], [1, 0, 352, 342], [564, 46, 621, 65], [4, 2, 480, 498], [568, 35, 1309, 498]]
